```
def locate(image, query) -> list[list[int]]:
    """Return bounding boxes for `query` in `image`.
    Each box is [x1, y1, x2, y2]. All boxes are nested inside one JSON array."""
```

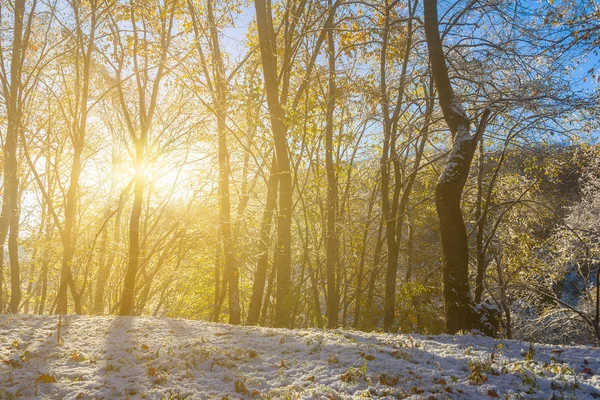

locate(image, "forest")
[[0, 0, 599, 348]]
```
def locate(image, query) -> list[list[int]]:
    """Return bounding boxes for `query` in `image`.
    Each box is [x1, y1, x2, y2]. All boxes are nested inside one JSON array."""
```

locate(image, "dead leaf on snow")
[[2, 359, 22, 369], [36, 374, 57, 384], [379, 373, 399, 386]]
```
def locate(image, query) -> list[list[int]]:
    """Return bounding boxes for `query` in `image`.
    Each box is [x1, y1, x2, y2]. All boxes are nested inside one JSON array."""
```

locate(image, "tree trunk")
[[361, 216, 384, 331], [116, 1, 175, 315], [423, 0, 491, 334], [56, 1, 97, 314], [247, 157, 278, 324], [324, 3, 339, 328], [212, 235, 223, 322], [8, 205, 21, 314], [0, 0, 27, 314], [354, 183, 378, 327], [260, 249, 276, 325], [254, 0, 293, 328], [56, 146, 82, 314], [474, 138, 486, 303], [206, 0, 240, 324], [120, 142, 145, 316], [379, 0, 416, 332], [94, 188, 125, 314]]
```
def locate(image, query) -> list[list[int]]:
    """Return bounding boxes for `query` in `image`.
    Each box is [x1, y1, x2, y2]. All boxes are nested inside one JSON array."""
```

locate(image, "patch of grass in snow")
[[340, 366, 367, 384], [104, 362, 120, 372], [0, 388, 17, 399], [467, 360, 489, 385]]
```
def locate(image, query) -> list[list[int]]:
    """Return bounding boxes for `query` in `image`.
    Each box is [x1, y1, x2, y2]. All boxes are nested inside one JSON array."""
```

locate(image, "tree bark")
[[423, 0, 491, 334], [361, 216, 384, 331], [354, 183, 379, 328], [474, 138, 486, 303], [206, 0, 240, 324], [324, 1, 339, 328], [254, 0, 293, 328], [247, 157, 278, 324], [120, 140, 145, 316], [0, 0, 28, 314], [94, 187, 125, 314], [380, 0, 416, 332]]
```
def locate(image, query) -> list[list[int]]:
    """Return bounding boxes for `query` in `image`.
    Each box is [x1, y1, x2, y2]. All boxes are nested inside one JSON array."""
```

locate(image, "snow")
[[1, 315, 600, 399]]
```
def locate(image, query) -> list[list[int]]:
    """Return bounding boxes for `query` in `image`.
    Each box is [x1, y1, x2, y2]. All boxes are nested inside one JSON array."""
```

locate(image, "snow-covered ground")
[[0, 315, 599, 399]]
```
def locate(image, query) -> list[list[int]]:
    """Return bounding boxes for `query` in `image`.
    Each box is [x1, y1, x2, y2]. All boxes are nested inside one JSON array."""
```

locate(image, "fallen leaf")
[[20, 350, 31, 362], [380, 373, 399, 386], [410, 386, 424, 394], [2, 359, 22, 369], [488, 389, 499, 398], [36, 374, 57, 383], [141, 344, 150, 350]]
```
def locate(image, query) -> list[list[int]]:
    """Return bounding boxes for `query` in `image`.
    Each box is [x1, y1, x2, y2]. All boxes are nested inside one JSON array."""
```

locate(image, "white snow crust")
[[1, 315, 599, 399]]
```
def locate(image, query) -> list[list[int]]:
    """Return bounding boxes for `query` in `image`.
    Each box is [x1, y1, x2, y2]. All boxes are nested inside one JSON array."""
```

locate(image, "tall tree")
[[115, 0, 177, 316], [0, 0, 36, 313], [379, 0, 422, 332], [324, 0, 339, 328], [254, 0, 294, 328], [423, 0, 491, 334], [247, 157, 278, 325], [187, 0, 240, 324], [56, 0, 102, 314]]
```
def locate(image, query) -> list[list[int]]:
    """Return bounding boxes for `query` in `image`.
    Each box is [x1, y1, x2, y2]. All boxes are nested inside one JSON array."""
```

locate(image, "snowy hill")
[[0, 315, 599, 399]]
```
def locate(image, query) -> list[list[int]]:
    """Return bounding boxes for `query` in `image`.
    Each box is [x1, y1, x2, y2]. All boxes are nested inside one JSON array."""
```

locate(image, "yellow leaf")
[[36, 374, 57, 383]]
